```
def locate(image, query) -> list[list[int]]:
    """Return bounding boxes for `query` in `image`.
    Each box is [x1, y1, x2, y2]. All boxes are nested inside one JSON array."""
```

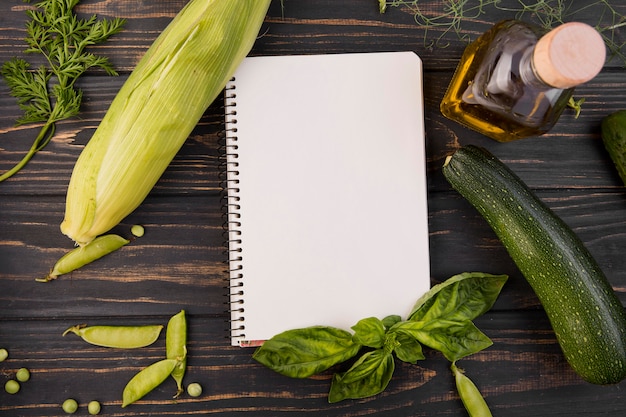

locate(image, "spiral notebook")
[[224, 52, 430, 347]]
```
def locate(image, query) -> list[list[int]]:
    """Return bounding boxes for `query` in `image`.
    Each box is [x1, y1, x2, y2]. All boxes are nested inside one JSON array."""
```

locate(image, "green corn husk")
[[61, 0, 270, 245]]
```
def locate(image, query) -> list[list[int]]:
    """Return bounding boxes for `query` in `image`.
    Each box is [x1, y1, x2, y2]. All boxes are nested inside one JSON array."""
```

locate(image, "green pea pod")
[[39, 234, 130, 282], [452, 363, 493, 417], [166, 310, 187, 398], [63, 324, 163, 349], [122, 358, 178, 407]]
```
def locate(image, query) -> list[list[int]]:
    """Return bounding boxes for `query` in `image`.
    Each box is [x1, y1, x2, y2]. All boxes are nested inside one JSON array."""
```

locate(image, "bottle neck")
[[519, 47, 557, 90]]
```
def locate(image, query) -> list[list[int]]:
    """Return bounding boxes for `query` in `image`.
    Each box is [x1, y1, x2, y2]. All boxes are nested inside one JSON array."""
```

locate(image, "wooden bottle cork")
[[533, 22, 606, 89]]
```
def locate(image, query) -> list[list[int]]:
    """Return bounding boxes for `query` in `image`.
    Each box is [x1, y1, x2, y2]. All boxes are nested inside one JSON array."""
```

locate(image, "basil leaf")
[[328, 349, 395, 403], [393, 332, 425, 364], [352, 317, 386, 348], [382, 314, 402, 329], [409, 272, 507, 323], [394, 319, 492, 362], [253, 326, 362, 378]]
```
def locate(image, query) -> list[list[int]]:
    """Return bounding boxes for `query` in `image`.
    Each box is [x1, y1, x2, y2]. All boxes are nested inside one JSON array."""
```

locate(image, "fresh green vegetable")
[[442, 145, 626, 385], [16, 367, 30, 382], [452, 363, 492, 417], [0, 0, 124, 182], [254, 272, 507, 403], [63, 324, 163, 349], [119, 311, 190, 406], [131, 224, 145, 238], [166, 310, 187, 398], [39, 234, 130, 282], [0, 348, 7, 362], [187, 382, 203, 397], [60, 0, 271, 246], [601, 109, 626, 186], [62, 398, 78, 414], [87, 400, 101, 415], [122, 358, 178, 407], [4, 380, 20, 394]]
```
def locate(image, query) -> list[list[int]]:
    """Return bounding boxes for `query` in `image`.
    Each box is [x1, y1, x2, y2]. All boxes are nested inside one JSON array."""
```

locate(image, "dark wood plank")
[[1, 0, 626, 416], [1, 312, 625, 416], [1, 0, 625, 71], [2, 186, 626, 319], [1, 71, 625, 197]]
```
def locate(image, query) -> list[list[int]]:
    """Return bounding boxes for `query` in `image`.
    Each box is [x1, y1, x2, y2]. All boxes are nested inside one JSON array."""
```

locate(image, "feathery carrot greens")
[[0, 0, 125, 182]]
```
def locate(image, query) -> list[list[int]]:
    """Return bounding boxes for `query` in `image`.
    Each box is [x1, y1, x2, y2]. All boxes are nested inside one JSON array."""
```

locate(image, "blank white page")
[[225, 52, 430, 346]]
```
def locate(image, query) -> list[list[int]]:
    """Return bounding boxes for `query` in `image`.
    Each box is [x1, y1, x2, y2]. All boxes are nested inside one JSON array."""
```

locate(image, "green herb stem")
[[379, 0, 626, 64], [0, 120, 55, 182]]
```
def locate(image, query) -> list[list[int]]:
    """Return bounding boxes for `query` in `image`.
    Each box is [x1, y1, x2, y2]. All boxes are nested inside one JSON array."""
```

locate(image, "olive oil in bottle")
[[440, 20, 606, 142]]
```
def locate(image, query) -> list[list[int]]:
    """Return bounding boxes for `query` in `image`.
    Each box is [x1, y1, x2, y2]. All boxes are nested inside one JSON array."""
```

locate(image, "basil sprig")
[[253, 272, 507, 403]]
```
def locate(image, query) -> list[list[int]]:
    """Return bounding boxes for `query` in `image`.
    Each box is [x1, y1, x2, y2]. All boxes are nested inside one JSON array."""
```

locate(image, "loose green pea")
[[131, 224, 145, 238], [122, 358, 178, 407], [16, 367, 30, 382], [63, 324, 163, 349], [5, 379, 20, 394], [452, 363, 492, 417], [187, 382, 202, 397], [0, 348, 8, 362], [166, 310, 187, 398], [88, 400, 101, 415], [38, 234, 130, 282], [62, 398, 78, 414]]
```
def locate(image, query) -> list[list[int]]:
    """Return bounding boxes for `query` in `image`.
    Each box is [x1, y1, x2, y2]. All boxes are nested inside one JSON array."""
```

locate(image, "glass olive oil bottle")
[[440, 20, 606, 142]]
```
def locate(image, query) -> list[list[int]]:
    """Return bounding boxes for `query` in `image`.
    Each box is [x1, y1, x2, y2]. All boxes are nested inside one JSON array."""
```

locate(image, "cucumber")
[[442, 145, 626, 385], [601, 109, 626, 186]]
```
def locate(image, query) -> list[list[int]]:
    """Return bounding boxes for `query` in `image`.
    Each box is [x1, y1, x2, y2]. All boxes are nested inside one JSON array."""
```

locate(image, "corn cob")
[[61, 0, 271, 246]]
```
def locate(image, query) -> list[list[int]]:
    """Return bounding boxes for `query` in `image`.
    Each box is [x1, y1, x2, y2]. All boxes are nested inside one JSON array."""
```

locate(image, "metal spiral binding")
[[220, 77, 245, 344]]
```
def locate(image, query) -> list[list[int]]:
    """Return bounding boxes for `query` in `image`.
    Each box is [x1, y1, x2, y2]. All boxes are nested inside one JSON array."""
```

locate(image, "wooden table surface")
[[1, 1, 626, 416]]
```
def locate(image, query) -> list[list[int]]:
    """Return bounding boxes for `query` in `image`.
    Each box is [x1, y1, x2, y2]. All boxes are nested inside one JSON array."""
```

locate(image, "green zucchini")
[[601, 109, 626, 186], [442, 145, 626, 385]]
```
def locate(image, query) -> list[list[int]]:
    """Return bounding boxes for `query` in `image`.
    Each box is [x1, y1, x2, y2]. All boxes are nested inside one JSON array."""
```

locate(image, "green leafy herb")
[[409, 271, 507, 323], [253, 272, 508, 405], [378, 0, 626, 64], [567, 96, 585, 118], [252, 326, 362, 378], [329, 349, 395, 403], [352, 317, 387, 348], [0, 0, 125, 182], [380, 0, 500, 48], [391, 318, 493, 363]]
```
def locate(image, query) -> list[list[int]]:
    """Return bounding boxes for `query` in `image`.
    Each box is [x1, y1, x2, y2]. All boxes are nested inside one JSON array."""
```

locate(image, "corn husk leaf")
[[61, 0, 271, 245]]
